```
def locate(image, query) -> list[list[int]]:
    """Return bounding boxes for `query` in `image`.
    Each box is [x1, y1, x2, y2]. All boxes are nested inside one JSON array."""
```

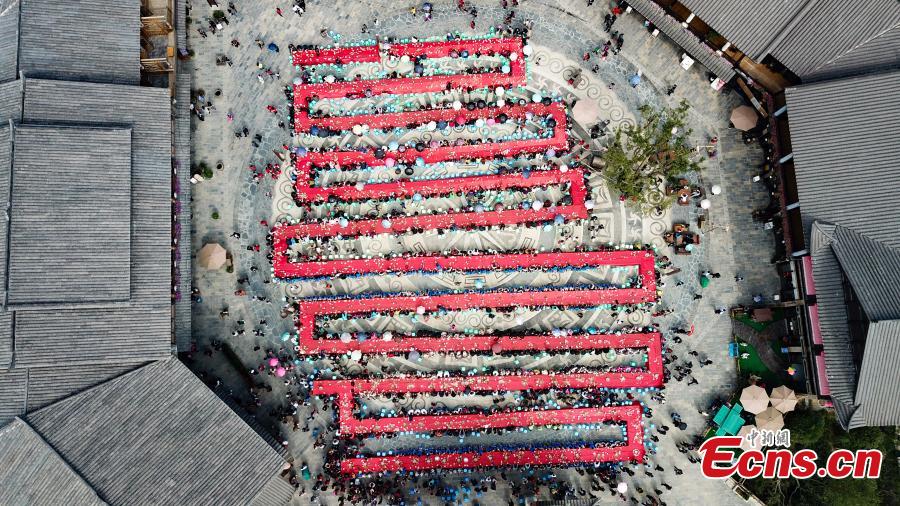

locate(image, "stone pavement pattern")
[[185, 0, 780, 504]]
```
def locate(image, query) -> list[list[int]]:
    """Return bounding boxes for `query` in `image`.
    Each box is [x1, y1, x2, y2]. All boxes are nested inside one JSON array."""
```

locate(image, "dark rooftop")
[[6, 125, 133, 308]]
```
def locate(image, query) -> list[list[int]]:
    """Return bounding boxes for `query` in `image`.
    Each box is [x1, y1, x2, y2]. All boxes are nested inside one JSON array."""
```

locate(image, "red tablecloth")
[[274, 170, 588, 278], [292, 37, 523, 66], [328, 404, 646, 473], [296, 271, 658, 352], [294, 102, 568, 198], [292, 45, 381, 66], [293, 38, 527, 132]]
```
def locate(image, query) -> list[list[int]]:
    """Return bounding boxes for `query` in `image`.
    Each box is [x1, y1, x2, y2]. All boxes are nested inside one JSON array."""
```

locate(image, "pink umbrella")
[[268, 357, 279, 367], [730, 105, 758, 131], [275, 367, 286, 377]]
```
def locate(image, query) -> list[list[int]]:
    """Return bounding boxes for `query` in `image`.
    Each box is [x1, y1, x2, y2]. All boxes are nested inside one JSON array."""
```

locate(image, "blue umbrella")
[[267, 42, 280, 53]]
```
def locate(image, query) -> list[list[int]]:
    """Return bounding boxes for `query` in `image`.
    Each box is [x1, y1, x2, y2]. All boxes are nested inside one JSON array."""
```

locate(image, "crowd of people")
[[183, 0, 741, 503]]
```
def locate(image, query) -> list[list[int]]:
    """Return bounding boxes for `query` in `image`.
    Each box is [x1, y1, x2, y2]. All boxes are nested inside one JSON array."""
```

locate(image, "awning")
[[815, 353, 831, 396], [801, 256, 816, 295], [808, 304, 823, 346], [713, 405, 729, 426], [722, 411, 746, 435]]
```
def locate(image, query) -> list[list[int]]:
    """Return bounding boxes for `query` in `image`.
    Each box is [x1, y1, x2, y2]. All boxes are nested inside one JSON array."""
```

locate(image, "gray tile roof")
[[0, 80, 22, 123], [678, 0, 900, 80], [7, 125, 132, 308], [0, 364, 138, 427], [769, 0, 900, 80], [851, 320, 900, 428], [0, 79, 172, 422], [0, 124, 9, 309], [679, 0, 806, 61], [0, 313, 10, 369], [785, 70, 900, 250], [24, 363, 141, 412], [803, 22, 900, 82], [16, 0, 140, 85], [0, 0, 18, 82], [830, 226, 900, 322], [625, 0, 736, 81], [0, 418, 106, 505], [249, 474, 296, 506], [173, 0, 192, 351], [810, 222, 900, 429], [6, 78, 172, 368], [0, 368, 26, 425], [26, 359, 290, 506], [809, 223, 857, 422]]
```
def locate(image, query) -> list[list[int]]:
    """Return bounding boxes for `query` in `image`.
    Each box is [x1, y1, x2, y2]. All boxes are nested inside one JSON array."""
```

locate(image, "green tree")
[[743, 409, 898, 506], [597, 100, 701, 214], [784, 407, 827, 448]]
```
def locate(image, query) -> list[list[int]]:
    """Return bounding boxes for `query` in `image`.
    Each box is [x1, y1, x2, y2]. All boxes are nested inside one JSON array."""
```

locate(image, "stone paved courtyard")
[[185, 0, 781, 504]]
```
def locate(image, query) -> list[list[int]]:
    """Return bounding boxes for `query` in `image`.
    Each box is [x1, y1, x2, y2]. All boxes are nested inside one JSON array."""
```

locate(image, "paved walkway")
[[184, 0, 781, 504]]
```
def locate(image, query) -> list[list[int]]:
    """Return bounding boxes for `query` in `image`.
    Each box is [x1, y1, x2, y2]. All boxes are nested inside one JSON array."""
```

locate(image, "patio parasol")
[[755, 406, 784, 431], [197, 243, 227, 270], [571, 99, 601, 125], [730, 105, 758, 131], [770, 385, 798, 413], [739, 384, 769, 414]]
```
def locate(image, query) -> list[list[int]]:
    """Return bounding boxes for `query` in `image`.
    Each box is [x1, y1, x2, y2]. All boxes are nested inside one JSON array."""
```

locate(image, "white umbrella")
[[571, 99, 600, 125], [740, 385, 769, 414], [756, 407, 784, 431], [770, 385, 798, 413]]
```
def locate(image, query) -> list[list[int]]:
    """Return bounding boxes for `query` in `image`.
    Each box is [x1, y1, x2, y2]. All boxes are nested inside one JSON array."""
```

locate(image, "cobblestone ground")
[[186, 0, 780, 504]]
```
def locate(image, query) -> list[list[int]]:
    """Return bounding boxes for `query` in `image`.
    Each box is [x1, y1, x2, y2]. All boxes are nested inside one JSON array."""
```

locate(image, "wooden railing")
[[140, 5, 173, 35]]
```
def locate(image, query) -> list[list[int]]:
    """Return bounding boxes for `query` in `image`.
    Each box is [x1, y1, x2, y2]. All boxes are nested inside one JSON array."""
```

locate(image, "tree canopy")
[[742, 408, 899, 505], [599, 99, 701, 214]]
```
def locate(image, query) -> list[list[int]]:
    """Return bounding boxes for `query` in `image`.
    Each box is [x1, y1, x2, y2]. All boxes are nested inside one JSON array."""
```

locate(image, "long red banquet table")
[[299, 98, 557, 134], [314, 351, 663, 436], [274, 170, 587, 279], [293, 38, 527, 132], [292, 101, 569, 199], [293, 45, 380, 66], [309, 286, 658, 473], [294, 256, 658, 353], [293, 38, 525, 66], [312, 384, 646, 474]]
